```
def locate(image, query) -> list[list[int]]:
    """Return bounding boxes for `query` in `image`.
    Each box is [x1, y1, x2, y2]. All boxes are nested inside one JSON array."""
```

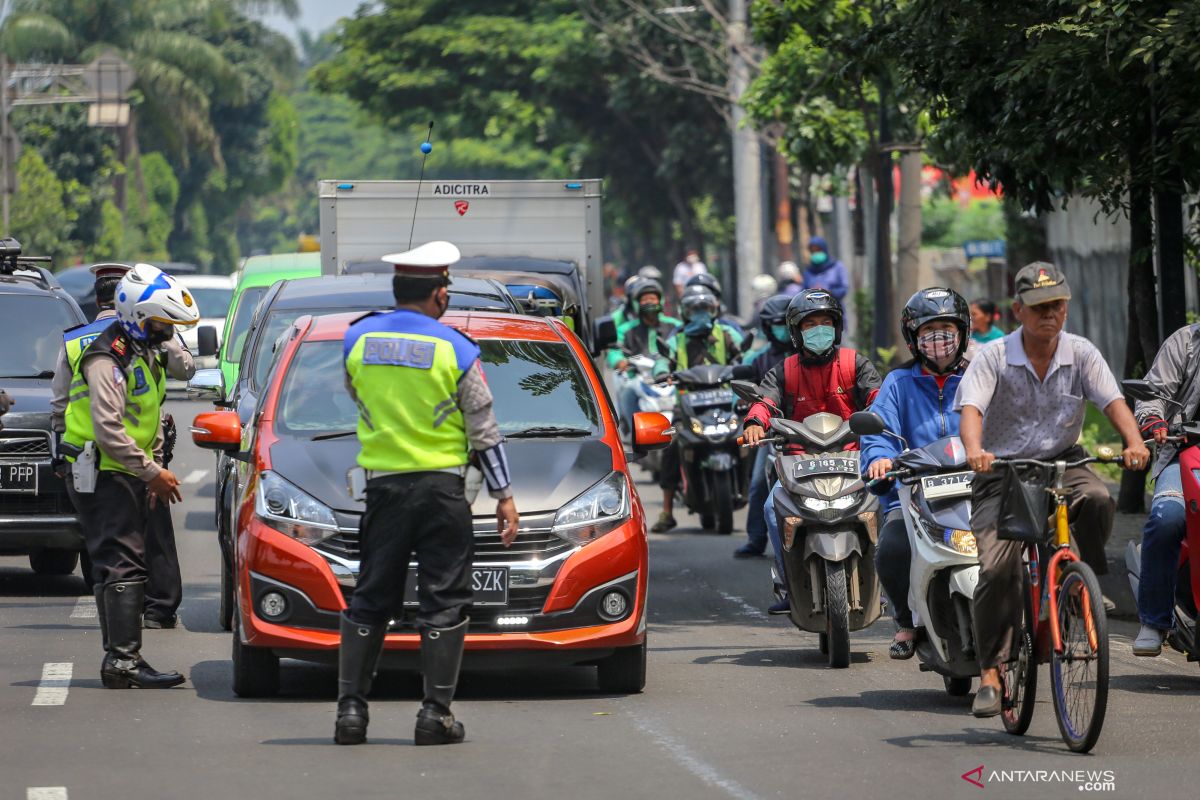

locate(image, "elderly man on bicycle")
[[954, 262, 1149, 718]]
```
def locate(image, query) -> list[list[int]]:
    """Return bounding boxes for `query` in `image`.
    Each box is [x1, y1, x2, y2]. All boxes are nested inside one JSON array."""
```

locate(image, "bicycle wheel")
[[1050, 561, 1109, 753], [1002, 573, 1038, 735]]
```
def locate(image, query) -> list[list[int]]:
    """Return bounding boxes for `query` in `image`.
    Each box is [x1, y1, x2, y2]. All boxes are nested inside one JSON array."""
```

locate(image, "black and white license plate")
[[0, 463, 37, 494], [793, 456, 860, 477], [922, 471, 973, 499], [687, 388, 734, 407], [403, 565, 509, 607]]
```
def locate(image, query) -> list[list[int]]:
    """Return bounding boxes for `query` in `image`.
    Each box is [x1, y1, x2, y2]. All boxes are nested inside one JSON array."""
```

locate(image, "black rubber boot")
[[99, 581, 185, 689], [335, 613, 386, 745], [415, 618, 468, 746]]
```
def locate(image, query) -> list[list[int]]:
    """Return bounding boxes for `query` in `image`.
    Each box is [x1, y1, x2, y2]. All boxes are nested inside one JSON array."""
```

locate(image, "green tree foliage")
[[125, 152, 180, 260], [10, 149, 76, 262], [92, 200, 125, 261], [921, 198, 1005, 249]]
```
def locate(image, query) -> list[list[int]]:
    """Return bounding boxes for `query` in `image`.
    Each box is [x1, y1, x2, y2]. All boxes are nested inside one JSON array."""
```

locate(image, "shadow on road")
[[0, 568, 86, 597], [261, 737, 414, 746], [882, 727, 1070, 755], [1109, 672, 1200, 695], [693, 646, 874, 668], [805, 688, 971, 716]]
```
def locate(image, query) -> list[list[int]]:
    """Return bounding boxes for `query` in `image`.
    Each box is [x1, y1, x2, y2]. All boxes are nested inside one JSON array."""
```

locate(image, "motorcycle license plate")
[[922, 471, 973, 499], [686, 388, 733, 406], [0, 462, 37, 494], [793, 456, 859, 477], [403, 566, 509, 607]]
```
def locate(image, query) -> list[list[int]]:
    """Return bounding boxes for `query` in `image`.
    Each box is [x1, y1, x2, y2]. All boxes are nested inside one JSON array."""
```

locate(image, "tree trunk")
[[871, 103, 895, 359], [773, 150, 794, 263], [1155, 179, 1187, 339], [895, 148, 923, 353]]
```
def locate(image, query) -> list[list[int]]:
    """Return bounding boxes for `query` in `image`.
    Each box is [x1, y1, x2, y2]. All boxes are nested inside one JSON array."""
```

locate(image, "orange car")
[[192, 311, 670, 697]]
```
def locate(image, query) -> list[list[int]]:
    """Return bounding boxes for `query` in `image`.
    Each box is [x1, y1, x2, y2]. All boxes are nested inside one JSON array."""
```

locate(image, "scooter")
[[1122, 379, 1200, 664], [670, 364, 746, 534], [733, 381, 882, 668], [849, 411, 983, 693], [626, 354, 676, 480]]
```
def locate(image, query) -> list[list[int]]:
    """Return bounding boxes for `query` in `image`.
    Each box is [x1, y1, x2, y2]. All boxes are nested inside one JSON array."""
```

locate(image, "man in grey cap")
[[953, 261, 1149, 717]]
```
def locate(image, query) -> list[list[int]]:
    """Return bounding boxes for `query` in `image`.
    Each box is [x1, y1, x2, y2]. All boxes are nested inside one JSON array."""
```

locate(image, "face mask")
[[810, 251, 829, 266], [917, 329, 960, 368], [770, 324, 790, 345], [801, 324, 835, 354], [684, 311, 714, 336], [146, 323, 174, 346], [639, 301, 661, 315], [434, 289, 449, 318]]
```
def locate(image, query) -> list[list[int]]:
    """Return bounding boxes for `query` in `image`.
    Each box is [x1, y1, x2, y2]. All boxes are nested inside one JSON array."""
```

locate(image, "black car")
[[0, 256, 87, 578], [194, 272, 523, 629]]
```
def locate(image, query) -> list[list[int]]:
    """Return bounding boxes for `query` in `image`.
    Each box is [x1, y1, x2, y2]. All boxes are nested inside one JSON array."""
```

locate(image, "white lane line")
[[716, 590, 769, 621], [70, 596, 96, 619], [182, 469, 208, 485], [28, 789, 68, 800], [31, 662, 73, 706], [629, 711, 763, 800]]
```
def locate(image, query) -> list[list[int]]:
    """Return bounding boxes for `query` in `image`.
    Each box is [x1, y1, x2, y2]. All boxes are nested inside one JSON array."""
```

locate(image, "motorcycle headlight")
[[944, 528, 978, 556], [690, 419, 703, 435], [553, 471, 630, 546], [255, 470, 339, 545], [702, 422, 734, 438], [802, 492, 862, 512]]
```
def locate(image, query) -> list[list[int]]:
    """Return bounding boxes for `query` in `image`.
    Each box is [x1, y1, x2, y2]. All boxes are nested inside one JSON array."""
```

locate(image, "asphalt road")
[[3, 399, 1199, 800]]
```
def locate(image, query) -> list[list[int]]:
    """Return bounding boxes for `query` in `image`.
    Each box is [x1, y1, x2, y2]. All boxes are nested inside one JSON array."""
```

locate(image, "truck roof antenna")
[[408, 121, 435, 251]]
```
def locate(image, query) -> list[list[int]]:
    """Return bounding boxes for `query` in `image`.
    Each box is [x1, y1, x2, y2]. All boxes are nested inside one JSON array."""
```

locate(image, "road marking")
[[716, 590, 769, 621], [27, 789, 67, 800], [629, 711, 763, 800], [182, 469, 208, 485], [70, 596, 96, 619], [32, 663, 72, 706]]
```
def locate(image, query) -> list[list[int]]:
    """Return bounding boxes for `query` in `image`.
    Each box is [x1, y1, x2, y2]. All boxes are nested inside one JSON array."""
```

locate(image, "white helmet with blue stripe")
[[114, 263, 200, 342]]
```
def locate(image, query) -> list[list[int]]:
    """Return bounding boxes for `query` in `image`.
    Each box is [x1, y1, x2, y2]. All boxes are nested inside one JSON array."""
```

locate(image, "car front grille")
[[338, 583, 555, 632], [0, 429, 52, 459], [0, 493, 72, 514]]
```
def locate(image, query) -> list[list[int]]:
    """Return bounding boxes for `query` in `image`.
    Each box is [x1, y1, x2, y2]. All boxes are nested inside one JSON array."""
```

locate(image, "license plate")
[[922, 471, 973, 499], [0, 462, 37, 494], [793, 456, 860, 477], [403, 565, 509, 607], [687, 388, 733, 406]]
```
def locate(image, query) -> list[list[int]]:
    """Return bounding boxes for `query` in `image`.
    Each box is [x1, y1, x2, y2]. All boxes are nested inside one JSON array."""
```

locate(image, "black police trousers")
[[69, 471, 150, 587], [144, 500, 182, 621], [347, 471, 474, 631]]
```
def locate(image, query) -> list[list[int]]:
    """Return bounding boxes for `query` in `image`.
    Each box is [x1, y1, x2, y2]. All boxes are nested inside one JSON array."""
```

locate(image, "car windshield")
[[187, 287, 233, 319], [276, 338, 601, 437], [0, 295, 80, 377], [226, 285, 267, 363]]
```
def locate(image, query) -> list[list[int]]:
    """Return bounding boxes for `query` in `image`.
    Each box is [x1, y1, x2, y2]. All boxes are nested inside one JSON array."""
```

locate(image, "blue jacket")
[[860, 363, 964, 513], [801, 236, 850, 301]]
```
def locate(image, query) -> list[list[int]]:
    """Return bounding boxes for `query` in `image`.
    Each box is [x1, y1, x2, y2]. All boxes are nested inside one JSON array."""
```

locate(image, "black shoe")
[[335, 613, 387, 745], [733, 544, 765, 559], [143, 614, 177, 629], [415, 706, 465, 745], [100, 581, 185, 689], [971, 685, 1001, 718]]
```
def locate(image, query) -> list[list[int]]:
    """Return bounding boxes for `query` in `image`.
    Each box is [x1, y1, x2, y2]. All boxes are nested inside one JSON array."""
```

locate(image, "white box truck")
[[318, 178, 604, 338]]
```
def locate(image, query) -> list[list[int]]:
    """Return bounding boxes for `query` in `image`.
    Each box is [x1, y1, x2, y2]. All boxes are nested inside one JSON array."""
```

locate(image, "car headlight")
[[802, 492, 862, 512], [255, 470, 339, 545], [553, 471, 630, 546]]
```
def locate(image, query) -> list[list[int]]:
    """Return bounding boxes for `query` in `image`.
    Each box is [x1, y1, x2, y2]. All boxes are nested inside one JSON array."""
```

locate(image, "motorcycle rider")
[[608, 278, 681, 429], [801, 236, 850, 302], [742, 289, 882, 612], [957, 262, 1148, 717], [651, 285, 740, 533], [861, 288, 971, 658], [733, 294, 796, 559], [1130, 321, 1200, 655], [684, 272, 746, 339]]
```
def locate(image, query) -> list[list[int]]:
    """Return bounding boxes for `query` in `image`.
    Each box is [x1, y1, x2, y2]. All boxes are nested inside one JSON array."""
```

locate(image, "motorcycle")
[[1122, 379, 1200, 665], [733, 381, 882, 668], [668, 364, 746, 534], [848, 411, 983, 693], [625, 354, 676, 480]]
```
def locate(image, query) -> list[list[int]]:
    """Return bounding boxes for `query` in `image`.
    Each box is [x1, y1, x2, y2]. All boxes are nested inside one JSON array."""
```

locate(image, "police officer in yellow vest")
[[61, 264, 199, 689], [51, 263, 195, 627], [336, 240, 520, 746]]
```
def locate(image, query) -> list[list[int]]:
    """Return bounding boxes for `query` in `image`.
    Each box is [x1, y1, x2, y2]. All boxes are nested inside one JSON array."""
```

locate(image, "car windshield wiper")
[[0, 370, 54, 379], [505, 425, 592, 439], [310, 430, 357, 441]]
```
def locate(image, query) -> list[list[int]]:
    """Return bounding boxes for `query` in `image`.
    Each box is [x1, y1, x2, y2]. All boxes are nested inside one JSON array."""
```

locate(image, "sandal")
[[650, 512, 677, 533], [889, 628, 917, 660]]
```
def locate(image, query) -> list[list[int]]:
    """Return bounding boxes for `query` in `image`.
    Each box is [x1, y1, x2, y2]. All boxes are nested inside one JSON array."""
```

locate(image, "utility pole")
[[1, 58, 13, 232], [729, 0, 764, 318]]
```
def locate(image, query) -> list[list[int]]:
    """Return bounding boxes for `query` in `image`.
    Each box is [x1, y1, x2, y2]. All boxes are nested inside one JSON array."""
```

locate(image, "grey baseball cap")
[[1014, 261, 1071, 305]]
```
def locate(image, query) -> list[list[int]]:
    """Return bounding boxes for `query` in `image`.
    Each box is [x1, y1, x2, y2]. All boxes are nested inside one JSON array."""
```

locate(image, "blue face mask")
[[801, 324, 835, 354], [684, 311, 714, 336], [770, 324, 790, 344], [810, 251, 829, 266]]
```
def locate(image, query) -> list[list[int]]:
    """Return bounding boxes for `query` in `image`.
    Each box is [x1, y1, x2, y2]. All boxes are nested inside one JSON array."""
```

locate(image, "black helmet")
[[631, 277, 665, 304], [785, 289, 843, 352], [679, 285, 719, 322], [685, 272, 722, 299], [758, 294, 793, 346], [901, 287, 970, 371]]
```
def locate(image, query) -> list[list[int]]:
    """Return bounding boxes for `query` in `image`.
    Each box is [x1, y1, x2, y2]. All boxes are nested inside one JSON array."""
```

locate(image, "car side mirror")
[[188, 368, 225, 403], [730, 380, 763, 404], [197, 325, 219, 358], [592, 314, 618, 356], [190, 410, 242, 453], [632, 411, 673, 454], [849, 411, 887, 436]]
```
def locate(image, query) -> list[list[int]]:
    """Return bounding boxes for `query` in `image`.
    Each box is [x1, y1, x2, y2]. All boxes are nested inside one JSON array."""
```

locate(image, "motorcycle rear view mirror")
[[730, 380, 763, 404], [848, 411, 886, 436], [1122, 378, 1184, 414]]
